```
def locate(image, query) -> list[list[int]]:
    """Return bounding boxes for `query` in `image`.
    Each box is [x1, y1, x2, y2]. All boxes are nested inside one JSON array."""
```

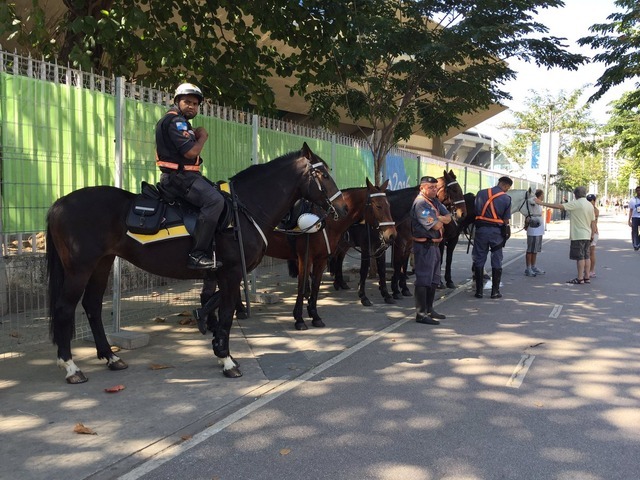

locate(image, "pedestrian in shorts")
[[525, 189, 546, 277]]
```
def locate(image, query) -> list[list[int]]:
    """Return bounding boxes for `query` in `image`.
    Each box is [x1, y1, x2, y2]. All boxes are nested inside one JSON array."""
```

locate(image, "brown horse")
[[46, 143, 348, 383], [268, 178, 396, 330], [331, 170, 467, 304]]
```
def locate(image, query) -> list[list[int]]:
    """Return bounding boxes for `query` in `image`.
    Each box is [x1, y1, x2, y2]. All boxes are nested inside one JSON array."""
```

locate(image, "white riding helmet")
[[297, 213, 323, 233], [174, 83, 204, 104]]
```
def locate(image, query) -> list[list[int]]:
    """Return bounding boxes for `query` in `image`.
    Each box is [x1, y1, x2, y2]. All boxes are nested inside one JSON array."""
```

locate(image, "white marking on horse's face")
[[57, 358, 80, 378]]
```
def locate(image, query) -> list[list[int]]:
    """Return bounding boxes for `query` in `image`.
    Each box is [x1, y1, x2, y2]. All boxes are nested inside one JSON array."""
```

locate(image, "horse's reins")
[[342, 192, 395, 260]]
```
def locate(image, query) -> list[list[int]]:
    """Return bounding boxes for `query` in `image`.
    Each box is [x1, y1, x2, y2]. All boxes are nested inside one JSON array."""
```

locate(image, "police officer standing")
[[155, 83, 224, 270], [410, 176, 452, 325], [472, 176, 513, 299]]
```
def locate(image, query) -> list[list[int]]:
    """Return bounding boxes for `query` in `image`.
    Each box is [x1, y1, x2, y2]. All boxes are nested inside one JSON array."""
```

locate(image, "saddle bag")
[[126, 194, 166, 235]]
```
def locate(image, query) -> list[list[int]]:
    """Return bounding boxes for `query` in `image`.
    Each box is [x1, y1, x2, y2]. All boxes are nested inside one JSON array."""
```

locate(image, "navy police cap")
[[420, 176, 438, 184]]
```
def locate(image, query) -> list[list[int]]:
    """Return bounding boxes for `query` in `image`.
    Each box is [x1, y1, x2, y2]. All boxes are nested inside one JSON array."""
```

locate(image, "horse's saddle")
[[126, 181, 233, 245]]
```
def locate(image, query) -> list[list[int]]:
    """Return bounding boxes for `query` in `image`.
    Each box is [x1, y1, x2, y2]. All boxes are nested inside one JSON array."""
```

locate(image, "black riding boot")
[[474, 266, 484, 298], [415, 286, 439, 325], [491, 268, 503, 299], [427, 286, 446, 320], [187, 220, 221, 270]]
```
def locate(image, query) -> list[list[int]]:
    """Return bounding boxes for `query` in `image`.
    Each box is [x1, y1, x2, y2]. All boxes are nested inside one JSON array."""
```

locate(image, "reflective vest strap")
[[477, 190, 506, 224], [156, 110, 201, 172], [156, 160, 201, 172]]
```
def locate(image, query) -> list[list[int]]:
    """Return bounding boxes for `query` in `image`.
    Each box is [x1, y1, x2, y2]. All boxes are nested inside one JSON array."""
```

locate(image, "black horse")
[[46, 143, 348, 383], [331, 170, 467, 305], [438, 191, 477, 288]]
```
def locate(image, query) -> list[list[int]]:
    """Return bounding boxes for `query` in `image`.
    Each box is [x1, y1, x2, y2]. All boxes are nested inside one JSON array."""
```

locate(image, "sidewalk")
[[0, 212, 633, 480]]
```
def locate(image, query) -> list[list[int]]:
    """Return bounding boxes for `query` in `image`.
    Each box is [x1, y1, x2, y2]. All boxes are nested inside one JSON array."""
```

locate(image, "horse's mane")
[[230, 149, 327, 183]]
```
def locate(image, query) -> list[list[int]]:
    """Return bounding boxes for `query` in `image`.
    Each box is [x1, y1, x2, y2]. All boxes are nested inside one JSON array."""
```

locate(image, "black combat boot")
[[187, 220, 221, 270], [491, 268, 503, 299], [426, 286, 446, 320], [415, 286, 439, 325], [474, 265, 484, 298]]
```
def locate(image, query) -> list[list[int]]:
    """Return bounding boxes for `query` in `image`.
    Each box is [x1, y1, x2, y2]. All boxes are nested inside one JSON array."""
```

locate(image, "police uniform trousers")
[[472, 225, 504, 270], [161, 172, 224, 223], [413, 242, 442, 287]]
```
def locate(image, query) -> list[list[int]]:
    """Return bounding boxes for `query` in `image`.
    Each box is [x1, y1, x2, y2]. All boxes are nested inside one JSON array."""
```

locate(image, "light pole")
[[545, 107, 553, 200]]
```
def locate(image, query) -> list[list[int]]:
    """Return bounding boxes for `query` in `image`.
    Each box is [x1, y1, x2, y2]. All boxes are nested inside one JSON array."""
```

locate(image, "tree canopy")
[[498, 89, 608, 192], [271, 0, 587, 181], [578, 0, 640, 109], [2, 0, 587, 184]]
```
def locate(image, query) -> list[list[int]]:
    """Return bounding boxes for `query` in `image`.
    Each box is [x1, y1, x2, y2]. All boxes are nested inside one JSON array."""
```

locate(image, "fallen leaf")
[[151, 292, 160, 297], [153, 317, 166, 323], [150, 363, 174, 370], [104, 384, 126, 393], [181, 434, 192, 441], [178, 317, 196, 326], [110, 345, 121, 353], [9, 331, 21, 338], [74, 423, 97, 435], [178, 311, 192, 316], [279, 448, 291, 456]]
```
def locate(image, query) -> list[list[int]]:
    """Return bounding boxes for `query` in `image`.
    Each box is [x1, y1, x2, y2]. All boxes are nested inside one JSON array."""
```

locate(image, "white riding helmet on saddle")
[[297, 213, 323, 233], [174, 83, 204, 104]]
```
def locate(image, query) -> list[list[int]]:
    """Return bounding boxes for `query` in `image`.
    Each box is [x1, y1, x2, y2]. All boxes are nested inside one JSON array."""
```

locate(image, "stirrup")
[[187, 252, 219, 270]]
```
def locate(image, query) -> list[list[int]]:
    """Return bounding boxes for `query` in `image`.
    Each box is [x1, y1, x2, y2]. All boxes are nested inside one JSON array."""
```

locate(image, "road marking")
[[118, 313, 415, 480], [549, 304, 563, 318], [506, 354, 535, 388]]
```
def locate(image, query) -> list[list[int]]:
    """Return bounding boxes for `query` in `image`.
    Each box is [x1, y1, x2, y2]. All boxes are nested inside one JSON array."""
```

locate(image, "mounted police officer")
[[155, 83, 224, 270], [472, 176, 513, 298], [410, 176, 452, 325]]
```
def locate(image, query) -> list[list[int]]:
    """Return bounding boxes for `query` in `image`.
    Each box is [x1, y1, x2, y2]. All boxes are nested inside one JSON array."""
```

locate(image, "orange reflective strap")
[[155, 160, 201, 172], [477, 189, 506, 224]]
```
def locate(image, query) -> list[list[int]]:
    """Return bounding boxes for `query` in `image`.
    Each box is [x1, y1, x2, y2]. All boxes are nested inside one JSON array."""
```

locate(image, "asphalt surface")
[[2, 211, 639, 480]]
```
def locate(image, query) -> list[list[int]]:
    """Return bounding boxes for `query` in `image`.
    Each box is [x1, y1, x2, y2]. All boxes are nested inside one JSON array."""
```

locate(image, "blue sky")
[[477, 0, 637, 135]]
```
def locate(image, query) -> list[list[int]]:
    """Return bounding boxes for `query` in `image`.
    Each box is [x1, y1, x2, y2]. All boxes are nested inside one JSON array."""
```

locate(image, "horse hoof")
[[295, 321, 308, 331], [223, 367, 243, 378], [235, 311, 248, 320], [66, 371, 88, 384], [436, 282, 446, 290], [402, 289, 412, 297], [446, 282, 456, 289], [360, 298, 372, 307], [384, 296, 396, 305], [311, 319, 325, 328], [107, 359, 128, 371]]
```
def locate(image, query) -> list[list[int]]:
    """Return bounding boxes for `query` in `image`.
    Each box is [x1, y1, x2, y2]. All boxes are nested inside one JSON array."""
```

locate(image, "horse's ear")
[[301, 142, 312, 159], [380, 179, 390, 191], [366, 177, 373, 188]]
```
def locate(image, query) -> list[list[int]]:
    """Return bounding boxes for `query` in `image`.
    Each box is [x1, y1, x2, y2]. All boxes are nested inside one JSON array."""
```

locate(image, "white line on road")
[[549, 304, 563, 318], [506, 354, 535, 388]]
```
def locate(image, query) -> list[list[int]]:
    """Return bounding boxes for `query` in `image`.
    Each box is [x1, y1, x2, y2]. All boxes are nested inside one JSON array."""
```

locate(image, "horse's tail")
[[46, 224, 70, 342]]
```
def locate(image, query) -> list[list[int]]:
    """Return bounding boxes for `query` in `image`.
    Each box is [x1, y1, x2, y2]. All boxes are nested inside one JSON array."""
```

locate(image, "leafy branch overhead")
[[2, 0, 587, 183], [578, 0, 640, 109]]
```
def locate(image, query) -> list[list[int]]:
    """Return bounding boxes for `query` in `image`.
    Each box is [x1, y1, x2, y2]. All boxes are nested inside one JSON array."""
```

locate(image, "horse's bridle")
[[308, 160, 343, 220], [365, 191, 396, 255], [438, 179, 465, 223]]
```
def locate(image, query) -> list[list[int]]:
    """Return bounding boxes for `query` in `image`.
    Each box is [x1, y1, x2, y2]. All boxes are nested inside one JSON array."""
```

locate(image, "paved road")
[[2, 212, 639, 480]]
